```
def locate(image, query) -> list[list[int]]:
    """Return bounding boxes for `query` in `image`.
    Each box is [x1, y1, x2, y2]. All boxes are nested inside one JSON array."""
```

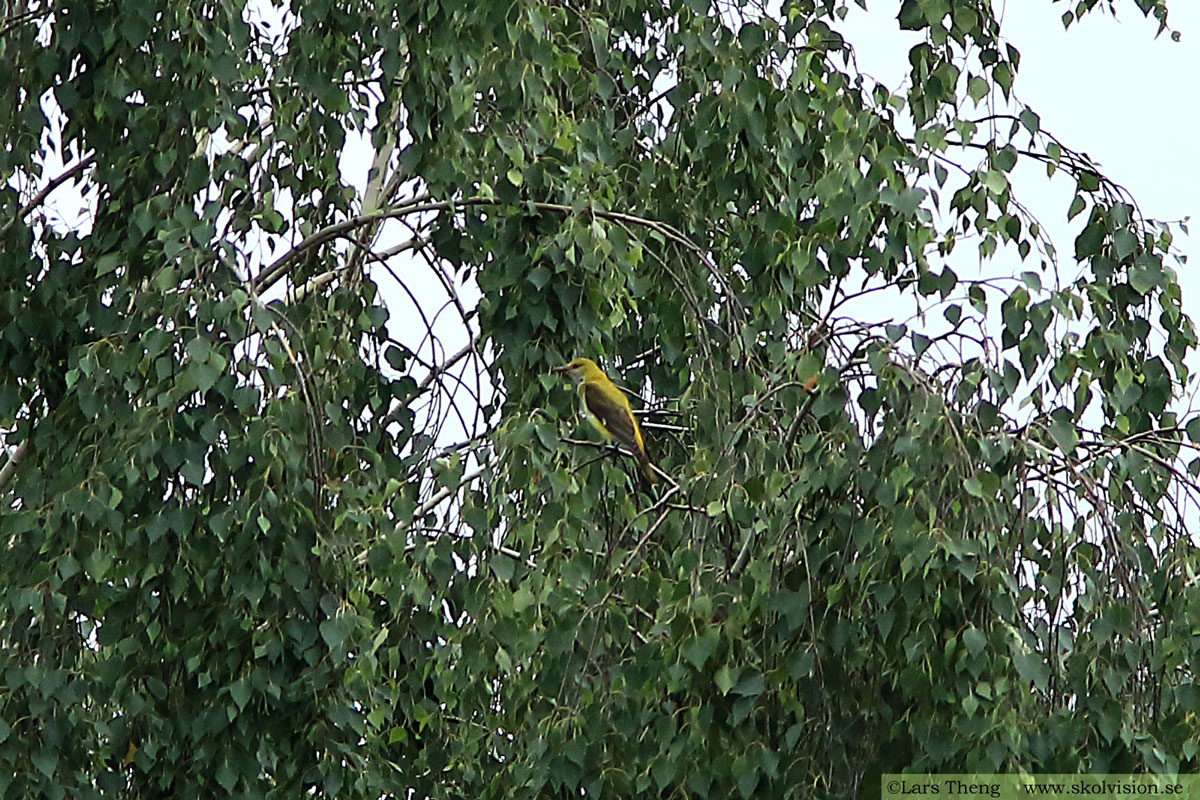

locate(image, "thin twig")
[[354, 460, 491, 566]]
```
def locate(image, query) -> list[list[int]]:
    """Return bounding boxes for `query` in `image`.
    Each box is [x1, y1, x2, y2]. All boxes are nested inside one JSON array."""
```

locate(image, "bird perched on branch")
[[552, 357, 658, 485]]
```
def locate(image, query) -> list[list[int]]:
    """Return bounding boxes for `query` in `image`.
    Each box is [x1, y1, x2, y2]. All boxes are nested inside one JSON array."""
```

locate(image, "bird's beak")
[[550, 364, 571, 375]]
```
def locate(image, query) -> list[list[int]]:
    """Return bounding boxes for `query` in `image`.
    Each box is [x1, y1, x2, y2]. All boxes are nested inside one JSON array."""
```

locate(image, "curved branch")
[[250, 197, 740, 315], [0, 439, 28, 492], [10, 152, 97, 225], [354, 459, 491, 566]]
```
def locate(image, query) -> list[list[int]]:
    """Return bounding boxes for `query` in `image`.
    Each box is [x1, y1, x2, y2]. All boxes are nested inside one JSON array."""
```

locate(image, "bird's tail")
[[637, 448, 659, 485]]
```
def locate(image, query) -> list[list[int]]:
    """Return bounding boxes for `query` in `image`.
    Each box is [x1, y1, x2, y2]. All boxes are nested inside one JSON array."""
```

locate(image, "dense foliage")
[[1, 0, 1195, 797]]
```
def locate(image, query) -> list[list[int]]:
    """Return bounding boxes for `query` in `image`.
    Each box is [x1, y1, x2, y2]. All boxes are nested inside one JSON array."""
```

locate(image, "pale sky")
[[840, 0, 1198, 298]]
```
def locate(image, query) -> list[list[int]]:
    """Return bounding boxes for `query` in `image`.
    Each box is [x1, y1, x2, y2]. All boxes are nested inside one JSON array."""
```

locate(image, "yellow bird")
[[552, 357, 658, 485]]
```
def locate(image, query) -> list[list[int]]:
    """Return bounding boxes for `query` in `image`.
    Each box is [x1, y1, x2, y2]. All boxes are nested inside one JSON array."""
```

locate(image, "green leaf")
[[1075, 220, 1105, 260], [32, 747, 58, 779], [230, 679, 251, 710], [1067, 195, 1085, 221], [1130, 264, 1159, 295], [981, 170, 1007, 194], [1012, 648, 1049, 692], [85, 549, 113, 581], [966, 76, 988, 103], [215, 758, 237, 792], [652, 756, 677, 791], [1047, 419, 1079, 453], [684, 631, 717, 670], [737, 759, 760, 799], [189, 360, 221, 394], [963, 628, 986, 657], [513, 586, 535, 613], [96, 253, 122, 276], [491, 554, 515, 582], [527, 265, 551, 290], [320, 616, 354, 650], [730, 672, 764, 697], [1113, 230, 1137, 260], [715, 665, 737, 695], [496, 645, 513, 673]]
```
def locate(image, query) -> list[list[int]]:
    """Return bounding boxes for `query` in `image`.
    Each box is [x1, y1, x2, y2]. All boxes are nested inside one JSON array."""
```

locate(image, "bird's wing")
[[582, 382, 641, 452]]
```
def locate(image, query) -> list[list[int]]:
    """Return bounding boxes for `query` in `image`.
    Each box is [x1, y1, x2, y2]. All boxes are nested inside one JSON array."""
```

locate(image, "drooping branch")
[[0, 7, 51, 40], [250, 197, 741, 314], [7, 152, 97, 229], [354, 459, 493, 567], [0, 440, 28, 492]]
